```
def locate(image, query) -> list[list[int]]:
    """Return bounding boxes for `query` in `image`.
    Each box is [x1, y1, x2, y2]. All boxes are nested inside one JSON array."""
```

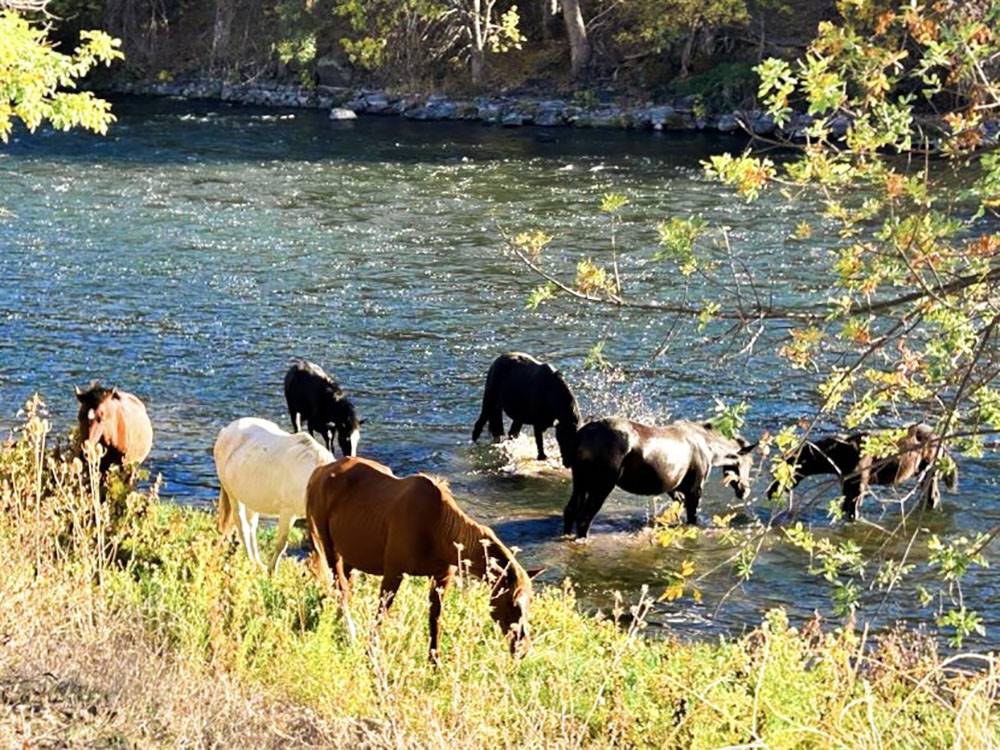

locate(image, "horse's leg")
[[678, 470, 705, 525], [563, 486, 583, 536], [575, 475, 616, 539], [564, 460, 591, 535], [487, 401, 505, 442], [508, 420, 523, 439], [268, 513, 292, 575], [472, 409, 488, 443], [236, 502, 259, 568], [308, 515, 355, 639], [377, 571, 404, 620], [428, 570, 454, 664], [533, 425, 547, 461], [925, 472, 941, 509], [841, 477, 863, 521], [248, 512, 265, 568], [334, 553, 356, 641]]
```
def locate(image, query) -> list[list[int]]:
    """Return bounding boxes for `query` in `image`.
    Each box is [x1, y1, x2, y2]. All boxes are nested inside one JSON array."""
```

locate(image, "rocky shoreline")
[[105, 77, 1000, 146], [103, 77, 814, 137]]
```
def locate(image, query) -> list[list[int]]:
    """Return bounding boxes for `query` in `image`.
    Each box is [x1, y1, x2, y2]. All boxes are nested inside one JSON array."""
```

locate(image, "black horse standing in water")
[[284, 359, 362, 458], [766, 423, 957, 520], [471, 352, 581, 467], [564, 418, 757, 538]]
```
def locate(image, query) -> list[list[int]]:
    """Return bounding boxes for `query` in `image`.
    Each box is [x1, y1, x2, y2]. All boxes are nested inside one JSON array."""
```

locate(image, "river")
[[1, 96, 997, 647]]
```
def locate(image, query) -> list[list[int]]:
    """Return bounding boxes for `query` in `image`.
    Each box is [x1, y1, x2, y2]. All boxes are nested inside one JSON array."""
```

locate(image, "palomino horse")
[[75, 383, 153, 477], [472, 352, 581, 466], [766, 423, 958, 520], [284, 359, 362, 457], [214, 417, 334, 574], [564, 418, 757, 538], [307, 456, 538, 661]]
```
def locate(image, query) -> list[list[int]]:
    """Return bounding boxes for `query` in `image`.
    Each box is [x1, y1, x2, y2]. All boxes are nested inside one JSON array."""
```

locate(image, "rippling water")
[[1, 96, 997, 646]]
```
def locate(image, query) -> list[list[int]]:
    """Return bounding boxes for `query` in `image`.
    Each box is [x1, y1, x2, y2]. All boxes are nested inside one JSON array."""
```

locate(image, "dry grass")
[[0, 576, 386, 748]]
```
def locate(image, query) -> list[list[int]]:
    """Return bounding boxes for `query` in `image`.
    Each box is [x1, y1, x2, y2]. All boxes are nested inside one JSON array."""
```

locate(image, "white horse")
[[214, 417, 334, 574]]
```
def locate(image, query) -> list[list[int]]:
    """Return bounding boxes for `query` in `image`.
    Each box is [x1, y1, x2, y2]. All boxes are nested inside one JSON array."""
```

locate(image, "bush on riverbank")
[[2, 399, 997, 748]]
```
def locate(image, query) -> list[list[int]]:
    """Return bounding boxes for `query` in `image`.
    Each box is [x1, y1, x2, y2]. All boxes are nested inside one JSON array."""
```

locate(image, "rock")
[[364, 93, 391, 114], [455, 101, 479, 120], [828, 114, 850, 138], [717, 113, 740, 133], [786, 112, 813, 140], [477, 100, 502, 124], [573, 107, 625, 128], [535, 100, 566, 127], [752, 113, 775, 136], [629, 108, 651, 129], [983, 119, 1000, 143], [426, 98, 457, 120], [675, 95, 698, 111], [648, 105, 675, 130], [535, 108, 564, 127], [329, 107, 357, 120], [501, 110, 527, 127], [315, 55, 352, 87], [663, 112, 694, 130], [316, 86, 352, 106]]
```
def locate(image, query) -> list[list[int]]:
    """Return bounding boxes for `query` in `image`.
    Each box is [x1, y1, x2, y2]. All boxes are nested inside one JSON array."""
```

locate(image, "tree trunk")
[[211, 0, 233, 73], [561, 0, 590, 79], [539, 0, 554, 41], [470, 47, 486, 87]]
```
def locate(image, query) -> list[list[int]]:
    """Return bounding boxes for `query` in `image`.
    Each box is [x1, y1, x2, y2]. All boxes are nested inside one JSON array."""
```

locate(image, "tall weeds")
[[1, 397, 997, 748]]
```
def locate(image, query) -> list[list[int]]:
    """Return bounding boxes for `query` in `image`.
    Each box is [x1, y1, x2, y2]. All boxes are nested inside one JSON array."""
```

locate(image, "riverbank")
[[102, 76, 805, 137], [2, 402, 996, 748]]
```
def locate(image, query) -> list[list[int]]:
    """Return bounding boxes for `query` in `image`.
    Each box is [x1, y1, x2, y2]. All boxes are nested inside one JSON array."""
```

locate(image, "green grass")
[[671, 62, 760, 111], [2, 403, 997, 748]]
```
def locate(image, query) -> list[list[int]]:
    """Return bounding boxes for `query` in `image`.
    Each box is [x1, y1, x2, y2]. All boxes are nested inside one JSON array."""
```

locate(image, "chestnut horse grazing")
[[766, 423, 958, 520], [215, 418, 334, 573], [307, 456, 535, 661], [75, 383, 153, 476], [564, 418, 757, 538]]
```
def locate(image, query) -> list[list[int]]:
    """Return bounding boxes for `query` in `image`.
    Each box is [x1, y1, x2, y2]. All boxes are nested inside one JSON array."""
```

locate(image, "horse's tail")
[[217, 486, 235, 536], [472, 360, 500, 442], [307, 510, 334, 593]]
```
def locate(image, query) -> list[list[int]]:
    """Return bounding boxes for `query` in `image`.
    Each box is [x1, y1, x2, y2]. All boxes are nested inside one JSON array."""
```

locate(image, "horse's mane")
[[425, 474, 450, 491], [426, 476, 524, 589], [288, 431, 335, 464], [76, 382, 114, 409]]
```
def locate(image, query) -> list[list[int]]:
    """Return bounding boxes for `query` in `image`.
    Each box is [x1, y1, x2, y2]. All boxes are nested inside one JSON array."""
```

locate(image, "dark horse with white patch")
[[564, 418, 757, 538], [766, 423, 957, 520], [471, 352, 581, 467], [75, 382, 153, 478], [284, 359, 362, 457]]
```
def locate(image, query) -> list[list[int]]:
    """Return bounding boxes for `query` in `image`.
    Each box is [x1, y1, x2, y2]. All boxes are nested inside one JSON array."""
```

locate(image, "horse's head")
[[907, 423, 958, 491], [718, 435, 758, 501], [75, 382, 117, 453], [325, 397, 362, 458], [489, 566, 538, 654]]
